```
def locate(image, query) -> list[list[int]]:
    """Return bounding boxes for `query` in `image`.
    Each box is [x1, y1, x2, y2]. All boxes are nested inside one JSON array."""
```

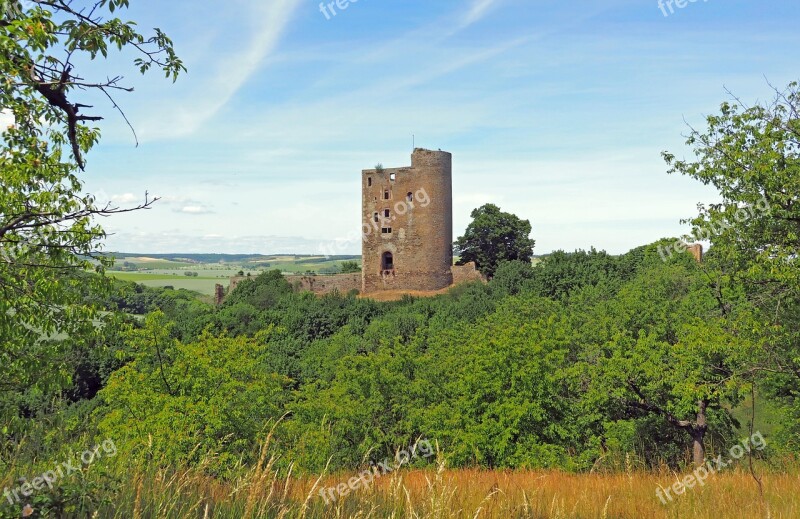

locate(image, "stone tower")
[[362, 148, 453, 293]]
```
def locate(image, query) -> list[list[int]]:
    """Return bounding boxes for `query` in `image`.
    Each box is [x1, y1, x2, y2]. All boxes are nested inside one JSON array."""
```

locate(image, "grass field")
[[108, 272, 227, 294], [38, 461, 795, 518], [106, 254, 362, 295], [124, 258, 195, 269]]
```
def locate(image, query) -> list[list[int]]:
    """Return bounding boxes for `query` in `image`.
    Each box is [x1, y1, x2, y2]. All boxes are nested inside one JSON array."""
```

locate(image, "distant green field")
[[105, 254, 363, 295], [109, 273, 194, 281], [262, 260, 351, 274], [109, 272, 225, 294]]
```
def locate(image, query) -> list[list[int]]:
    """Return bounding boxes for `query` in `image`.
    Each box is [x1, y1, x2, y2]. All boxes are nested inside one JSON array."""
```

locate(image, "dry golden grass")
[[34, 456, 794, 518], [281, 465, 799, 519], [6, 430, 796, 519]]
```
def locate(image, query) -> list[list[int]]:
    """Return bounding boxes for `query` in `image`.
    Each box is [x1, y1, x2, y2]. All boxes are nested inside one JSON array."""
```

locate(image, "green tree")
[[527, 248, 625, 300], [490, 259, 535, 296], [454, 203, 535, 278], [416, 294, 578, 469], [571, 263, 756, 466], [97, 312, 289, 472], [663, 83, 799, 297], [339, 260, 361, 273], [664, 82, 800, 448], [0, 0, 182, 411], [224, 269, 293, 309]]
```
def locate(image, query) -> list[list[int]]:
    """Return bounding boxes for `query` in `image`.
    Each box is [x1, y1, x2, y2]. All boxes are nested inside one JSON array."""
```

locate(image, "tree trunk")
[[691, 430, 705, 466], [691, 400, 708, 466]]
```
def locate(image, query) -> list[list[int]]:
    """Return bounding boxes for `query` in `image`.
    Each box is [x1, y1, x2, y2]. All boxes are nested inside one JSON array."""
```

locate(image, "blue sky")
[[65, 0, 800, 255]]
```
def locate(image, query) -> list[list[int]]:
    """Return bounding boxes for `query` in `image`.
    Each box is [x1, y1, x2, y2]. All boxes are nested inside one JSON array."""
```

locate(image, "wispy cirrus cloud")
[[459, 0, 502, 29], [81, 0, 800, 257], [137, 0, 301, 141]]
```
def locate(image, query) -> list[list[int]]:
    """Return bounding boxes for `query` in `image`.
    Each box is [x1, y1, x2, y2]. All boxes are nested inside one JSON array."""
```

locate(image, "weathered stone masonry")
[[361, 149, 454, 293], [227, 272, 361, 297]]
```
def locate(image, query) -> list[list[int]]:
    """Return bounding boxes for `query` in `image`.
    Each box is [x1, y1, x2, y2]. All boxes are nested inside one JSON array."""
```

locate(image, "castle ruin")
[[361, 149, 454, 293], [226, 148, 483, 300]]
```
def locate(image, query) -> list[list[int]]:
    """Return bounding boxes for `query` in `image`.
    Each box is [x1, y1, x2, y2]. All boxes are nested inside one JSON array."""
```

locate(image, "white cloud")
[[111, 193, 141, 204], [150, 195, 213, 213], [178, 205, 214, 215]]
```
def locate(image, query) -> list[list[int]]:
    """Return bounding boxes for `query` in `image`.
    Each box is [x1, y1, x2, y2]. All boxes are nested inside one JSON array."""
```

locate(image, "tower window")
[[382, 251, 394, 270], [384, 190, 390, 200], [389, 173, 396, 182], [407, 192, 413, 202], [381, 227, 392, 234], [367, 177, 372, 187], [383, 209, 390, 218], [373, 212, 379, 222]]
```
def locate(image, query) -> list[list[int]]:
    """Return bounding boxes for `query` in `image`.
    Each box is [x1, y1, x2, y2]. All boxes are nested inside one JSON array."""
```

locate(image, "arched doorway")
[[381, 251, 394, 271]]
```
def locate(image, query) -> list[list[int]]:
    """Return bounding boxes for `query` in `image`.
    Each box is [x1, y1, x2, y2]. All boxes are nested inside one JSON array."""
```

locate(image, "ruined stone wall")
[[361, 148, 453, 293], [451, 262, 487, 285], [214, 284, 225, 305], [228, 276, 245, 294], [687, 243, 703, 263], [284, 273, 361, 295], [226, 265, 482, 301], [227, 273, 360, 298]]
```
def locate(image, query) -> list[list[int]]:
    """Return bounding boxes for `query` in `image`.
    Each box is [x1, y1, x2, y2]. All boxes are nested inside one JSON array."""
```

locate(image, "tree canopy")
[[0, 0, 182, 414], [454, 203, 535, 278], [664, 81, 800, 448]]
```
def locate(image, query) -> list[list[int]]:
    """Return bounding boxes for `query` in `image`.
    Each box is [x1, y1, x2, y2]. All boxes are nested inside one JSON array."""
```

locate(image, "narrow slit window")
[[383, 209, 390, 218], [384, 190, 390, 200], [407, 192, 413, 202], [373, 212, 379, 222], [367, 177, 372, 187]]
